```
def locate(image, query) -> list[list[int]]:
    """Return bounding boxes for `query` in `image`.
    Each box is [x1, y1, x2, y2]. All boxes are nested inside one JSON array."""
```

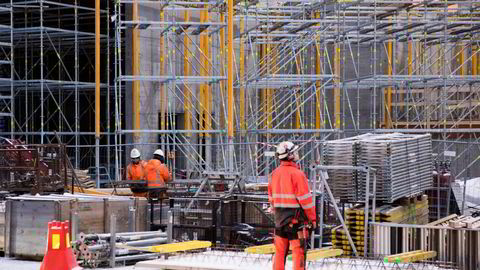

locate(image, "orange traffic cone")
[[40, 220, 82, 270]]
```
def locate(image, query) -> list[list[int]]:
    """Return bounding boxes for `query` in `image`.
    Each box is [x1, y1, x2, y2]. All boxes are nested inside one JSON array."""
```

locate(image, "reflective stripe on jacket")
[[268, 161, 316, 227], [127, 161, 146, 181], [145, 159, 171, 188]]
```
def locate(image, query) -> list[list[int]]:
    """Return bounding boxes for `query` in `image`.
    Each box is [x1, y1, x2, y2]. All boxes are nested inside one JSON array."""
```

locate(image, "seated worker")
[[126, 148, 147, 197], [145, 149, 171, 198]]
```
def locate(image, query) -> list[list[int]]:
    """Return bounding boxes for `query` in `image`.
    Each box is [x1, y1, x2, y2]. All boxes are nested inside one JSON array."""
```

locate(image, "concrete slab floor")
[[0, 257, 136, 270]]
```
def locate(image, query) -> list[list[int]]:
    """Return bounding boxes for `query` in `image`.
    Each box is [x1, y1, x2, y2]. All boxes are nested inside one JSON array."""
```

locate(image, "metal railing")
[[371, 222, 480, 270]]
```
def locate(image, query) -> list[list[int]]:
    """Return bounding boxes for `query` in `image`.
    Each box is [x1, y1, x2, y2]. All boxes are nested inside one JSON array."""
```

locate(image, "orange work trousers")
[[273, 228, 306, 270]]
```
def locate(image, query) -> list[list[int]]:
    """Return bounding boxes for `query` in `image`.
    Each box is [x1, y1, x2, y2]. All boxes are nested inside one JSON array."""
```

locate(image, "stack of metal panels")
[[323, 133, 433, 203], [322, 134, 376, 202], [357, 133, 433, 202]]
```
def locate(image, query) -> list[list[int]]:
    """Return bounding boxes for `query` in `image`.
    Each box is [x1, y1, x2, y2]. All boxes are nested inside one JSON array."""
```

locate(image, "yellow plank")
[[67, 186, 111, 196], [117, 240, 211, 254], [306, 249, 343, 261], [245, 244, 296, 254], [287, 248, 342, 261], [245, 244, 276, 254], [384, 250, 437, 263], [149, 240, 212, 253]]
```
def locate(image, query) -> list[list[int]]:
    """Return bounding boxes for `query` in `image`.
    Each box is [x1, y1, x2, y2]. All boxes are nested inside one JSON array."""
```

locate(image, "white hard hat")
[[130, 148, 141, 159], [153, 149, 164, 157], [276, 141, 298, 160]]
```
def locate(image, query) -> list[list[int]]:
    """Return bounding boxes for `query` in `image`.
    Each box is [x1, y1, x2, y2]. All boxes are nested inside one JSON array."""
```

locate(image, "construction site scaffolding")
[[113, 0, 480, 185], [0, 1, 113, 171]]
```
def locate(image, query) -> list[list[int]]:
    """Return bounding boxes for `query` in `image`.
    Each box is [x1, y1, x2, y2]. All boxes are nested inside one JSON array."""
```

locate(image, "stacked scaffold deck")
[[322, 133, 375, 202], [323, 133, 433, 204], [357, 134, 433, 203], [332, 195, 429, 256]]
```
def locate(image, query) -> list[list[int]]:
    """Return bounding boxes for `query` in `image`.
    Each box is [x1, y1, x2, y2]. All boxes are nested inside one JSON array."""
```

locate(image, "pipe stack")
[[72, 231, 167, 267]]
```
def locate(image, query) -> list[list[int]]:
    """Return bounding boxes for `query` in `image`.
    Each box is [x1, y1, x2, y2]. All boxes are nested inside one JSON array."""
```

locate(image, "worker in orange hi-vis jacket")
[[126, 148, 147, 197], [268, 141, 317, 270], [145, 149, 171, 192]]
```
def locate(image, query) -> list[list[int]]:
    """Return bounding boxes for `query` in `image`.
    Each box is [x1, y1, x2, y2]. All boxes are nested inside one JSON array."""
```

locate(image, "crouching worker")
[[145, 149, 171, 198], [127, 148, 147, 197]]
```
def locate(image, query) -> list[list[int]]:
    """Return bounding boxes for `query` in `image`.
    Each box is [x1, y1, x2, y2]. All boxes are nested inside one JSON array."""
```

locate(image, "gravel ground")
[[0, 257, 136, 270]]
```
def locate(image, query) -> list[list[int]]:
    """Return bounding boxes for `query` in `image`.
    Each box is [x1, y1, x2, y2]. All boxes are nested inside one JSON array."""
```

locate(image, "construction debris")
[[427, 214, 480, 229], [67, 169, 96, 189], [0, 140, 67, 194]]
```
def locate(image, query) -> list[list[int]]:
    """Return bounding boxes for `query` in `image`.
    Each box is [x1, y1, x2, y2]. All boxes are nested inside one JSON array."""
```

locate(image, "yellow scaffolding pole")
[[473, 45, 478, 76], [240, 16, 245, 132], [334, 43, 341, 129], [199, 10, 206, 135], [408, 43, 413, 77], [184, 11, 191, 136], [294, 53, 303, 129], [385, 39, 393, 128], [220, 13, 226, 130], [132, 0, 140, 136], [459, 43, 466, 76], [405, 29, 412, 117], [315, 13, 323, 131], [204, 9, 211, 137], [270, 45, 276, 130]]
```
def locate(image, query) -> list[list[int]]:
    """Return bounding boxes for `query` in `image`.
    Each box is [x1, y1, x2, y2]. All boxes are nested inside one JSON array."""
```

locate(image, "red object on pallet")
[[40, 220, 82, 270]]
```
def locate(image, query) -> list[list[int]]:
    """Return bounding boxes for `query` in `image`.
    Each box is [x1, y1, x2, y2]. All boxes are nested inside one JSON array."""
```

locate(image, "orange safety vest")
[[127, 161, 146, 181], [145, 159, 171, 189], [268, 161, 316, 223]]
